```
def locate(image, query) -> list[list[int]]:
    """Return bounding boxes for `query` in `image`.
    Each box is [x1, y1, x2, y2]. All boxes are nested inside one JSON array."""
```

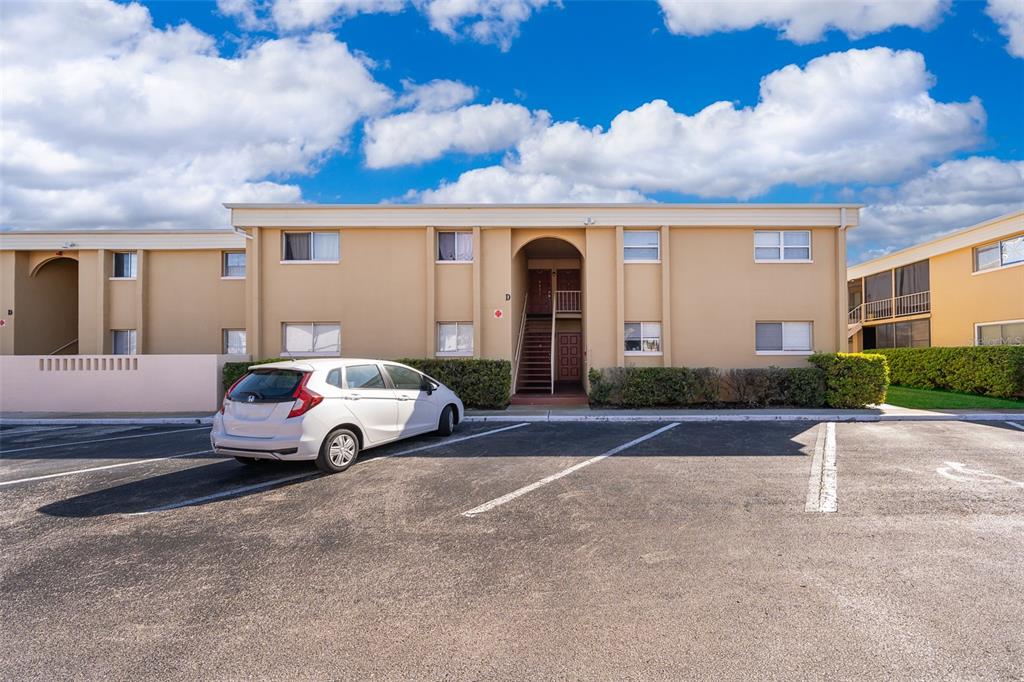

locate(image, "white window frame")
[[436, 231, 474, 263], [436, 322, 473, 356], [623, 230, 661, 263], [110, 251, 138, 280], [972, 235, 1024, 275], [221, 251, 246, 279], [974, 319, 1024, 346], [624, 321, 662, 355], [111, 329, 137, 355], [281, 322, 341, 356], [280, 231, 340, 264], [223, 329, 247, 354], [754, 230, 812, 263], [755, 321, 814, 355]]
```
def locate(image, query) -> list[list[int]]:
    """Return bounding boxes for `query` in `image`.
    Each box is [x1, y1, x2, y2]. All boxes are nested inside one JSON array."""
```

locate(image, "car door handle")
[[397, 396, 414, 401], [344, 394, 362, 401]]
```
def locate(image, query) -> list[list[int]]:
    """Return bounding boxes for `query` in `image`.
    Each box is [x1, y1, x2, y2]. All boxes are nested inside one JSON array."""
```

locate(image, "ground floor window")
[[755, 321, 812, 353], [625, 322, 661, 353], [223, 329, 246, 354], [283, 323, 340, 355], [437, 322, 473, 355], [976, 320, 1024, 346], [111, 329, 136, 355], [864, 319, 930, 349]]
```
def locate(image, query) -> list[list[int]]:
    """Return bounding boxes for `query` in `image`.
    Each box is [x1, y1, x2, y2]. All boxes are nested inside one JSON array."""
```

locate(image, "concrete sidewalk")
[[1, 405, 1022, 426]]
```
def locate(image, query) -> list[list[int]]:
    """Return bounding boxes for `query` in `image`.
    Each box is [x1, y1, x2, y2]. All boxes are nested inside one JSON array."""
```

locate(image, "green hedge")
[[588, 354, 888, 409], [587, 365, 827, 408], [222, 357, 511, 409], [867, 346, 1024, 398], [398, 358, 511, 409], [808, 352, 889, 408]]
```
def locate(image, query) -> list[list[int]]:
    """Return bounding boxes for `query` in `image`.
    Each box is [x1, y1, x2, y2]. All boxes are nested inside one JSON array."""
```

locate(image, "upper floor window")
[[112, 251, 137, 279], [623, 230, 660, 261], [222, 251, 246, 278], [282, 322, 340, 355], [282, 231, 339, 263], [437, 231, 473, 262], [755, 230, 811, 262], [111, 329, 137, 355], [974, 235, 1023, 272], [223, 329, 246, 354], [755, 321, 812, 354], [976, 320, 1024, 346], [624, 322, 661, 354]]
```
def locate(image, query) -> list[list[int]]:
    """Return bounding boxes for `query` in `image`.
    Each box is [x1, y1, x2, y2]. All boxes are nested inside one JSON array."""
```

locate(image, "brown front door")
[[557, 332, 581, 382], [528, 269, 552, 314]]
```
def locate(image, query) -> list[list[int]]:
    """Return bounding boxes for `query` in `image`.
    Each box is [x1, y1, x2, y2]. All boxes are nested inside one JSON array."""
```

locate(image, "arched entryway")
[[511, 237, 586, 403], [19, 256, 79, 355]]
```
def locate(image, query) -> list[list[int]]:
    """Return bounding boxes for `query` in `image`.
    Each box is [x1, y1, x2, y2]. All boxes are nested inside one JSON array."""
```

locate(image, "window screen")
[[223, 252, 246, 278], [283, 232, 338, 261], [754, 231, 810, 261], [283, 323, 340, 354], [437, 232, 473, 261], [755, 322, 812, 352], [112, 329, 136, 355], [438, 322, 473, 353], [113, 252, 137, 278], [895, 260, 929, 296], [977, 321, 1024, 346], [223, 329, 246, 354], [624, 322, 661, 352], [623, 231, 660, 261]]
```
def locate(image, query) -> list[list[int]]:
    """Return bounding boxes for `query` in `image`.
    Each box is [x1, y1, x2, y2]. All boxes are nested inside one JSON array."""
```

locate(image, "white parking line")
[[461, 422, 680, 518], [133, 423, 531, 514], [0, 426, 210, 454], [805, 422, 837, 513], [0, 450, 212, 486], [1006, 421, 1024, 432]]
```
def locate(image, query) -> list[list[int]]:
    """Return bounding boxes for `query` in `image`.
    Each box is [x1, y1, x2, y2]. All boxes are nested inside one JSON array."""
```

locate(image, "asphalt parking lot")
[[1, 419, 1023, 680]]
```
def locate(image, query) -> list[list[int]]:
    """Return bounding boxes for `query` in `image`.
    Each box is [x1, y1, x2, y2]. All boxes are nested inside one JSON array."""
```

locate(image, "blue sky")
[[2, 0, 1022, 262]]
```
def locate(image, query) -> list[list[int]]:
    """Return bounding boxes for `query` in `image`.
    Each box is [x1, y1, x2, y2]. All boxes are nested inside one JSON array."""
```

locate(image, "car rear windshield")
[[229, 369, 304, 402]]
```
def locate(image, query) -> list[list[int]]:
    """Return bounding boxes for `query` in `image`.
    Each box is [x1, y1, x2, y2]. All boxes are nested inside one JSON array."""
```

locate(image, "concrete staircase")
[[516, 316, 553, 392]]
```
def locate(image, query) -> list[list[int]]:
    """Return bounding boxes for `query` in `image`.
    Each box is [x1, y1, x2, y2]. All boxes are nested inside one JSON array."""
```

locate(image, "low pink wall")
[[0, 354, 250, 413]]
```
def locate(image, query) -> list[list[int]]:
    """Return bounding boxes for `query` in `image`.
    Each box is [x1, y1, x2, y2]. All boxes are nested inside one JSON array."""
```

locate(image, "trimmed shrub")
[[398, 358, 511, 409], [808, 352, 889, 408], [222, 357, 287, 390], [868, 346, 1024, 398], [588, 365, 826, 408]]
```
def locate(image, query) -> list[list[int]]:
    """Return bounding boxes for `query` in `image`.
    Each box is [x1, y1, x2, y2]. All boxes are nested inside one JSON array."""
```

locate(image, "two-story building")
[[847, 210, 1023, 351], [0, 203, 858, 399]]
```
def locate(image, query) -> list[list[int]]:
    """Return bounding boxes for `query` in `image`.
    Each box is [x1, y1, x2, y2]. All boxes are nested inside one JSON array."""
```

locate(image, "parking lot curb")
[[0, 417, 214, 426], [463, 413, 1024, 423]]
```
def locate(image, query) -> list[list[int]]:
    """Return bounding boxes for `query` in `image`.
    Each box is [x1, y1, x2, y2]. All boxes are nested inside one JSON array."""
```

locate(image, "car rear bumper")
[[210, 424, 320, 461]]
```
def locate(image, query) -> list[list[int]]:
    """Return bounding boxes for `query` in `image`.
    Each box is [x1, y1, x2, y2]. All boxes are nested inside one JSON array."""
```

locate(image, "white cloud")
[[986, 0, 1024, 58], [216, 0, 266, 30], [851, 157, 1024, 260], [658, 0, 949, 43], [395, 79, 477, 111], [405, 47, 984, 204], [271, 0, 405, 31], [420, 0, 556, 51], [0, 0, 392, 230], [364, 101, 546, 168], [410, 166, 647, 203]]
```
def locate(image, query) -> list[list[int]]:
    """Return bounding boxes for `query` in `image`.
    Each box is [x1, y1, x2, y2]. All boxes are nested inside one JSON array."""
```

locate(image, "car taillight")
[[221, 373, 247, 414], [287, 373, 322, 419]]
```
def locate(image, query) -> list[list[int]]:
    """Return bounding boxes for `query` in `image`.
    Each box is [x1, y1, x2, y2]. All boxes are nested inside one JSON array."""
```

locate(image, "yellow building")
[[847, 210, 1024, 351], [1, 203, 858, 396]]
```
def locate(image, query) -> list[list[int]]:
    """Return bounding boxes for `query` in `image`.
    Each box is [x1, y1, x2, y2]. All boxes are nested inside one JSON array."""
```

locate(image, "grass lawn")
[[885, 385, 1024, 410]]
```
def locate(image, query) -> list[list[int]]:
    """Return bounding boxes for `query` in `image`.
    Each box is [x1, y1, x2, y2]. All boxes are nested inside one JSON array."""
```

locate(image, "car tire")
[[234, 456, 263, 466], [436, 405, 456, 436], [317, 428, 360, 474]]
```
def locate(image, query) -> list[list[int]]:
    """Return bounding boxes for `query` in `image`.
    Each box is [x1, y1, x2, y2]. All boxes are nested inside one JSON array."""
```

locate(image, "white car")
[[211, 359, 464, 473]]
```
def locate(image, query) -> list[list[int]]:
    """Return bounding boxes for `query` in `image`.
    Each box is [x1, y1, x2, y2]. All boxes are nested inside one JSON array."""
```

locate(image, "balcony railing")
[[848, 290, 930, 325], [555, 290, 581, 313]]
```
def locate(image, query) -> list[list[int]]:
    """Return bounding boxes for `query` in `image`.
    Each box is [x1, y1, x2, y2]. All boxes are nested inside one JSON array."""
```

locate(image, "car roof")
[[249, 358, 412, 371]]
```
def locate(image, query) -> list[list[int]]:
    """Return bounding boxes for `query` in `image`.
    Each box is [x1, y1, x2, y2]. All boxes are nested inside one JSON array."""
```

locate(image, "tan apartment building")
[[847, 210, 1023, 351], [0, 204, 858, 396]]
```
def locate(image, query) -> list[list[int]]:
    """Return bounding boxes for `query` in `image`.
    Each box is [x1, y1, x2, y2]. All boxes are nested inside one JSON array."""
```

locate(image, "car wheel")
[[234, 456, 264, 466], [317, 428, 359, 474], [436, 405, 456, 436]]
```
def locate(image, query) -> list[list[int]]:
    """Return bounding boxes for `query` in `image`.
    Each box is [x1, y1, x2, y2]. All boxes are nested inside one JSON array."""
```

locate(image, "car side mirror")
[[421, 378, 435, 395]]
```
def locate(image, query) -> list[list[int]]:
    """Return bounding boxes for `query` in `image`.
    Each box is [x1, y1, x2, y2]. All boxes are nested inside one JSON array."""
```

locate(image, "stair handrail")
[[511, 290, 529, 394], [550, 300, 556, 395], [48, 338, 78, 355]]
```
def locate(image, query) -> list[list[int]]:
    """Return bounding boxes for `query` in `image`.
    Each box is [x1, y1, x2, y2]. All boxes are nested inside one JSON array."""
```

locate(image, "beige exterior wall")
[[930, 231, 1024, 346]]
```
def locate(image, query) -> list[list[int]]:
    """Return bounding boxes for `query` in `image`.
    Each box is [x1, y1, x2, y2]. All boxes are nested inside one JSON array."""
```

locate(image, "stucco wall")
[[930, 232, 1024, 346], [6, 254, 79, 355], [146, 250, 246, 354]]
